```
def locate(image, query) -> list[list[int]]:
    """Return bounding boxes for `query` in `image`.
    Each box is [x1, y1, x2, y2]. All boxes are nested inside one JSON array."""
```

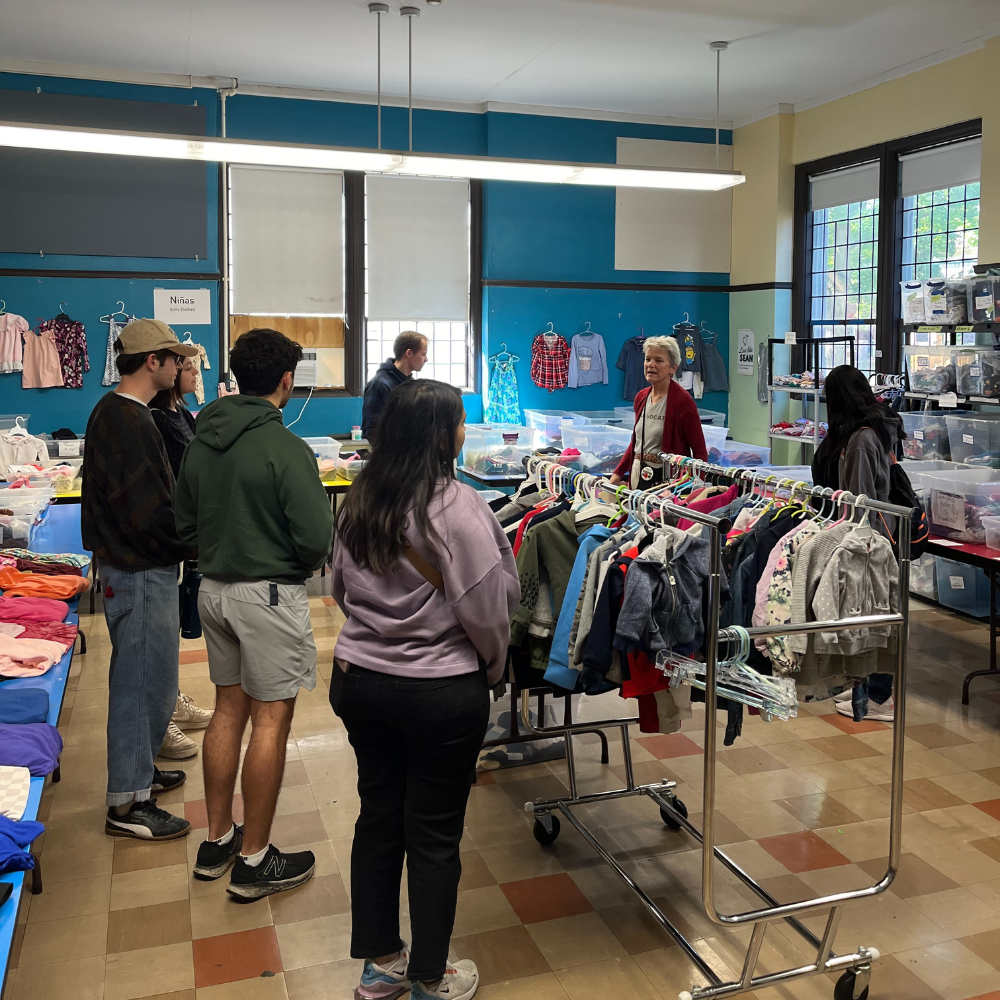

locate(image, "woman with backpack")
[[812, 365, 908, 724]]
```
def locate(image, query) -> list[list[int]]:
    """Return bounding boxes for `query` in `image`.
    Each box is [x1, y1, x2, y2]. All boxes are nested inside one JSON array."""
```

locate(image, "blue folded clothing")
[[0, 688, 49, 725], [0, 814, 44, 875]]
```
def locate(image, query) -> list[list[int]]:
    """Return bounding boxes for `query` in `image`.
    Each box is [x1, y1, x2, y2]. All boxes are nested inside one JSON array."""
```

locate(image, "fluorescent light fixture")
[[0, 120, 745, 191]]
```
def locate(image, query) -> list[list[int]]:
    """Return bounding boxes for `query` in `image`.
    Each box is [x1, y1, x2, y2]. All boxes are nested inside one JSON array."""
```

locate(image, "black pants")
[[333, 664, 489, 982]]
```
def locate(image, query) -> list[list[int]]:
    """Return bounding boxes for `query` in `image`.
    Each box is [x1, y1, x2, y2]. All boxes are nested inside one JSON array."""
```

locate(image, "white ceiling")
[[1, 0, 999, 123]]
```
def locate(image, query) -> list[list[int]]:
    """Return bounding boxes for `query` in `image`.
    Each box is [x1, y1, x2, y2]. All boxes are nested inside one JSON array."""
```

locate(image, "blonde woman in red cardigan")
[[610, 335, 707, 487]]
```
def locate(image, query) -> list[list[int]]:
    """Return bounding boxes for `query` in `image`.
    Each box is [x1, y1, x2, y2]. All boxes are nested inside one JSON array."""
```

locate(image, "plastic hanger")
[[580, 321, 593, 334], [7, 416, 29, 440], [100, 301, 129, 324], [489, 342, 520, 365], [0, 301, 5, 316]]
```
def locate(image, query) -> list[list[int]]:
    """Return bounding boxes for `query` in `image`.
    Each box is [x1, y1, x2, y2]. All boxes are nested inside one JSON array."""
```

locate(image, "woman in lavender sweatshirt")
[[332, 379, 520, 1000]]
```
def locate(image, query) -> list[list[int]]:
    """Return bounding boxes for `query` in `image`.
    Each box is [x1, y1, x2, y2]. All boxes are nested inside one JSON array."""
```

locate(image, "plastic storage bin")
[[615, 406, 636, 427], [698, 408, 726, 427], [945, 413, 1000, 466], [568, 410, 626, 426], [926, 468, 1000, 543], [560, 424, 631, 475], [969, 277, 996, 323], [719, 440, 770, 467], [524, 410, 584, 448], [461, 424, 536, 479], [900, 281, 926, 323], [476, 490, 507, 503], [900, 411, 951, 460], [936, 557, 991, 617], [905, 346, 956, 394], [923, 279, 967, 324], [758, 465, 813, 485], [38, 435, 84, 459], [910, 553, 938, 600], [954, 349, 1000, 397], [703, 425, 728, 463], [983, 515, 1000, 550]]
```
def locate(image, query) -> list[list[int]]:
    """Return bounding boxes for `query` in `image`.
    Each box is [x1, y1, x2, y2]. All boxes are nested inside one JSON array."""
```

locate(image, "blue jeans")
[[101, 562, 180, 806]]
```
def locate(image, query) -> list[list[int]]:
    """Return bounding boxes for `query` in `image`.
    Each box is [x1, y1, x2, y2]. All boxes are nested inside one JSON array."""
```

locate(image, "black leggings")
[[333, 664, 489, 982]]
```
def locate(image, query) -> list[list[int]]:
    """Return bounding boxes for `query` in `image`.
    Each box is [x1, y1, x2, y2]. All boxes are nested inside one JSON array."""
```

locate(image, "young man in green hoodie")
[[175, 328, 333, 899]]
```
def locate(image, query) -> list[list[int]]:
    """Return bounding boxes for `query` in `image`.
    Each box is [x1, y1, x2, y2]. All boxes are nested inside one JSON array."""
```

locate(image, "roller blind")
[[809, 161, 880, 212], [366, 175, 470, 321], [900, 137, 981, 197], [230, 166, 344, 315]]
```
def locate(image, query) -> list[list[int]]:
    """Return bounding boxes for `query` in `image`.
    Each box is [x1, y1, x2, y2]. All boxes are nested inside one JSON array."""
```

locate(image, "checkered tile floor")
[[4, 591, 1000, 1000]]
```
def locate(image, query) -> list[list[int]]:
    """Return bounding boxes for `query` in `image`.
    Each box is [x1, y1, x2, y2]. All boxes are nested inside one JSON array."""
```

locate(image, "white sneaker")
[[172, 692, 214, 730], [836, 698, 894, 723], [410, 960, 479, 1000], [158, 722, 199, 760], [833, 689, 853, 703]]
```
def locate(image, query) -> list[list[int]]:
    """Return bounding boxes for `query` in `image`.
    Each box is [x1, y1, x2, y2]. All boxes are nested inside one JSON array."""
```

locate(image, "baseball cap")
[[117, 319, 200, 358]]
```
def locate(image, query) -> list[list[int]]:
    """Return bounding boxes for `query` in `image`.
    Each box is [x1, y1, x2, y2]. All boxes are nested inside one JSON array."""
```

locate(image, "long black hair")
[[336, 378, 465, 574], [812, 364, 902, 488]]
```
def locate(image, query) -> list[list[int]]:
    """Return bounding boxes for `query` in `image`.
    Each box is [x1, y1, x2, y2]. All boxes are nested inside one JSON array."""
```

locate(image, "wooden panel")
[[230, 315, 345, 348]]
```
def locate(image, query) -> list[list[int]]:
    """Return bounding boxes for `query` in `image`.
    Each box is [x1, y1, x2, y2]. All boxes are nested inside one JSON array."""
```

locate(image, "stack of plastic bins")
[[460, 424, 536, 479], [703, 426, 728, 464], [560, 424, 631, 476], [905, 345, 957, 394], [944, 412, 1000, 466], [524, 409, 585, 449], [698, 408, 726, 426], [902, 459, 970, 517], [569, 410, 627, 426], [936, 557, 991, 616], [900, 411, 952, 460], [719, 440, 770, 467], [758, 466, 813, 485], [925, 468, 1000, 544], [614, 406, 635, 427]]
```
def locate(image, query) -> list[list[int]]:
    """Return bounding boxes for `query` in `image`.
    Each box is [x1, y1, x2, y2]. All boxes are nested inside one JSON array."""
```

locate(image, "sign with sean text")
[[153, 288, 212, 325], [737, 329, 754, 375]]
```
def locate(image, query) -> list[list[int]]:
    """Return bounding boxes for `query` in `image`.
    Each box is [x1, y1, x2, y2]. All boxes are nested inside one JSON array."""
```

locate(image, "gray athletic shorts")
[[198, 578, 317, 702]]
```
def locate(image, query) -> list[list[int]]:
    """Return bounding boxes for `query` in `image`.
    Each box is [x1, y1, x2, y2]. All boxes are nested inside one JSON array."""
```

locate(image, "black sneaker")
[[105, 799, 191, 840], [152, 768, 186, 792], [227, 845, 315, 902], [193, 824, 244, 880]]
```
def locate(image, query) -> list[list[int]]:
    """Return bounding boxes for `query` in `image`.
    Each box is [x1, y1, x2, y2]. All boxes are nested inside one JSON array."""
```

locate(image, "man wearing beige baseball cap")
[[82, 319, 201, 841]]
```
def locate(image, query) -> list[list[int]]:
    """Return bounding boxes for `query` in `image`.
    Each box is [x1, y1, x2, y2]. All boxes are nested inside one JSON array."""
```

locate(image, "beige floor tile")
[[451, 884, 522, 937], [26, 875, 111, 923], [110, 863, 190, 910], [105, 942, 195, 1000], [480, 841, 566, 883], [478, 972, 570, 1000], [793, 761, 875, 792], [196, 974, 289, 998], [273, 912, 353, 969], [895, 939, 1000, 1000], [526, 911, 627, 970], [6, 955, 106, 1000], [907, 885, 1000, 937], [283, 960, 363, 1000], [189, 892, 273, 938], [815, 819, 891, 862], [555, 956, 662, 999], [39, 843, 114, 883], [632, 946, 714, 996], [17, 912, 110, 966]]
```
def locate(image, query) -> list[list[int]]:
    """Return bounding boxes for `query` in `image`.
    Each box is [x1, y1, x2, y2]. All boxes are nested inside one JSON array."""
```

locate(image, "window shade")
[[366, 175, 470, 322], [230, 166, 344, 315], [900, 138, 981, 197], [809, 161, 879, 212]]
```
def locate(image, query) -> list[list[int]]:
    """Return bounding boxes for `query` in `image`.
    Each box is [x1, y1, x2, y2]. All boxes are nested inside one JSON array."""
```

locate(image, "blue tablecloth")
[[0, 504, 86, 984]]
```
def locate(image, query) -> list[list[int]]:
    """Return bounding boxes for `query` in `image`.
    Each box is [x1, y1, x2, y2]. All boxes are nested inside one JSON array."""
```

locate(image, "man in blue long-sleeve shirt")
[[361, 331, 427, 442]]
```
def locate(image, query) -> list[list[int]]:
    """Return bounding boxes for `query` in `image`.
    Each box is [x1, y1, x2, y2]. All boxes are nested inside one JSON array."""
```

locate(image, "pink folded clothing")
[[9, 621, 77, 653], [0, 596, 69, 624], [0, 634, 67, 677]]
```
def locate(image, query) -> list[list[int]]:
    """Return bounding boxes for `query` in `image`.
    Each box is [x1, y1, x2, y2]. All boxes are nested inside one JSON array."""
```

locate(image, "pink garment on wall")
[[21, 328, 65, 389], [0, 315, 27, 373], [0, 634, 66, 677]]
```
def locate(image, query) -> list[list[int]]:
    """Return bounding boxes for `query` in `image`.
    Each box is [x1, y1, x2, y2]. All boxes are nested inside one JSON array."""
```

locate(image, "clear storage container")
[[926, 468, 1000, 542], [560, 424, 631, 475], [698, 408, 726, 426], [461, 424, 536, 479], [568, 410, 626, 426], [923, 279, 967, 324], [615, 406, 635, 427], [983, 514, 1000, 550], [936, 557, 991, 616], [910, 553, 938, 600], [719, 440, 770, 467], [475, 490, 507, 503], [905, 346, 956, 394], [900, 411, 951, 460], [0, 415, 29, 433], [900, 281, 926, 324], [759, 465, 814, 485], [969, 277, 996, 323], [944, 413, 1000, 466], [703, 425, 728, 463], [310, 441, 341, 461], [524, 410, 584, 448], [334, 457, 366, 481]]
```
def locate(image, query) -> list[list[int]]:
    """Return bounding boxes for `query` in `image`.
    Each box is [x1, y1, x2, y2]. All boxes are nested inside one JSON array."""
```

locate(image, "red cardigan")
[[613, 384, 708, 481]]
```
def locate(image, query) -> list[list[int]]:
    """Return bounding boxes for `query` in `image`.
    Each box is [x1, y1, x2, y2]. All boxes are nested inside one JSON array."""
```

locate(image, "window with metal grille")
[[365, 320, 471, 387], [809, 198, 878, 375], [901, 182, 979, 282]]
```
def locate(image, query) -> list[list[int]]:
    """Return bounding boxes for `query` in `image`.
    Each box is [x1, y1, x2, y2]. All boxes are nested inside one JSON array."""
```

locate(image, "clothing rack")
[[515, 453, 913, 1000]]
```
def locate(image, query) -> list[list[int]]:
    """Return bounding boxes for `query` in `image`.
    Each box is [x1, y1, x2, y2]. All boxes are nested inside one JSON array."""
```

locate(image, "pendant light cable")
[[401, 8, 420, 152], [710, 41, 728, 169], [369, 3, 389, 149]]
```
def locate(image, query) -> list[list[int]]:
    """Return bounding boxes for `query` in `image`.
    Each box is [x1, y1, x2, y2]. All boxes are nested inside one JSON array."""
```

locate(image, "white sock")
[[213, 825, 235, 846], [241, 845, 269, 867]]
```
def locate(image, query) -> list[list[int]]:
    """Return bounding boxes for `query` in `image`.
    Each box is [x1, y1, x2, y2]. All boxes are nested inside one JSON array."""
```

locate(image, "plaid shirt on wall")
[[530, 333, 572, 391]]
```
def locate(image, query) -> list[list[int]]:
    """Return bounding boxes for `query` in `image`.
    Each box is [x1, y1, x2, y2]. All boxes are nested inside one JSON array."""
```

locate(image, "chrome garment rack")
[[517, 454, 913, 1000]]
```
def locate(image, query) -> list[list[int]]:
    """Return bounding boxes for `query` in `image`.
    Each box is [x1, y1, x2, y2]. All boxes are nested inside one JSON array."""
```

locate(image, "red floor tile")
[[500, 873, 593, 924], [819, 713, 888, 735], [637, 733, 703, 759], [184, 794, 244, 831], [179, 649, 209, 664], [975, 800, 1000, 822], [964, 994, 1000, 1000], [193, 926, 282, 988], [757, 831, 850, 874], [322, 596, 336, 607], [474, 771, 496, 785]]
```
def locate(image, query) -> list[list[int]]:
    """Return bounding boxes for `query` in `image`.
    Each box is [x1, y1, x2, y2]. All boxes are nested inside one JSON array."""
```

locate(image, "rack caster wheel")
[[834, 970, 869, 1000], [660, 797, 688, 830], [533, 815, 560, 845]]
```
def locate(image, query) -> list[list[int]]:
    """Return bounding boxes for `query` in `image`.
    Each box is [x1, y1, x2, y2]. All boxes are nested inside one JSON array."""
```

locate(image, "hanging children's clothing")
[[700, 329, 729, 394], [485, 354, 521, 424], [21, 327, 64, 389], [0, 430, 49, 470], [103, 317, 125, 386], [615, 336, 649, 400], [38, 316, 88, 389], [192, 343, 211, 405], [0, 315, 28, 374], [530, 329, 572, 391], [567, 331, 608, 388]]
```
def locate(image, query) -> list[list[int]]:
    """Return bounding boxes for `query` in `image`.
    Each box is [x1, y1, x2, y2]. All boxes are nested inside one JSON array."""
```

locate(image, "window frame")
[[792, 119, 982, 380]]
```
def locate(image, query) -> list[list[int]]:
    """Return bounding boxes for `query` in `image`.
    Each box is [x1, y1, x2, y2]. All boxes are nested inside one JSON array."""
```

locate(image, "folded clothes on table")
[[0, 567, 89, 599], [0, 722, 63, 776], [0, 690, 49, 725], [15, 560, 84, 578], [4, 620, 77, 652], [0, 813, 44, 875], [0, 634, 68, 678], [0, 596, 69, 623], [0, 766, 31, 820], [0, 549, 89, 570]]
